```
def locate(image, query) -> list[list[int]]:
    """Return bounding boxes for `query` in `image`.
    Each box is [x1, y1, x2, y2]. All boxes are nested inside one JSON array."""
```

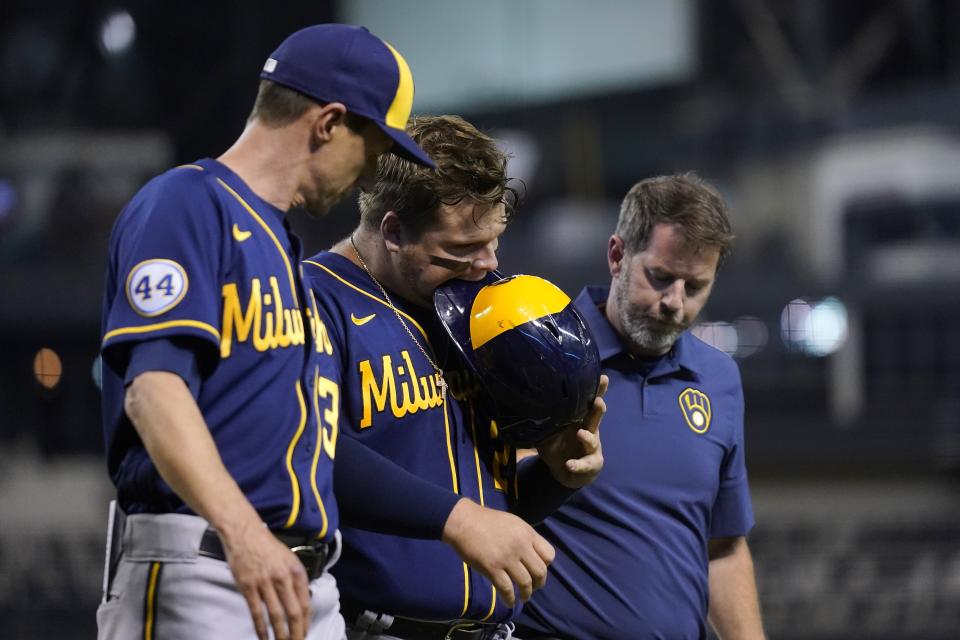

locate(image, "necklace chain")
[[350, 233, 447, 402]]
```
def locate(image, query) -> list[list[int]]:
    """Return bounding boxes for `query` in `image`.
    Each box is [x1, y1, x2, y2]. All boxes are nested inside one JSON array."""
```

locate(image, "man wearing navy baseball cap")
[[97, 24, 429, 640], [260, 24, 434, 169]]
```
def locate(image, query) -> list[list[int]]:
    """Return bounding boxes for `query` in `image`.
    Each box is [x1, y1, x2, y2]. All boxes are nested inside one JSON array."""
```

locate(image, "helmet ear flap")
[[434, 274, 601, 447]]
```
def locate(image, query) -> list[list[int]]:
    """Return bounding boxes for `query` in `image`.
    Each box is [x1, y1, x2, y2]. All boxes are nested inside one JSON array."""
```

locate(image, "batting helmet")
[[434, 273, 601, 447]]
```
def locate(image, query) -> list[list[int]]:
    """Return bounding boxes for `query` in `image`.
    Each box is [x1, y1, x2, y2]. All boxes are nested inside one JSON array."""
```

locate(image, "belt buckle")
[[444, 621, 485, 640], [449, 621, 514, 640], [290, 543, 326, 580]]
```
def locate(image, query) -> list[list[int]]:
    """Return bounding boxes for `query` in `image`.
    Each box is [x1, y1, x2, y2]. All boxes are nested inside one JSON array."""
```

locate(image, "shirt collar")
[[197, 157, 287, 224], [573, 285, 703, 379], [573, 286, 626, 363]]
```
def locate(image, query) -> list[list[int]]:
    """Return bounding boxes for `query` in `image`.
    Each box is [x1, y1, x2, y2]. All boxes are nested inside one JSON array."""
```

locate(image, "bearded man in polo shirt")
[[517, 174, 765, 640]]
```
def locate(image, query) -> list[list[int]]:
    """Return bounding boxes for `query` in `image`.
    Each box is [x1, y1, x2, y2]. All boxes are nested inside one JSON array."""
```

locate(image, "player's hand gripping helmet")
[[434, 274, 601, 447]]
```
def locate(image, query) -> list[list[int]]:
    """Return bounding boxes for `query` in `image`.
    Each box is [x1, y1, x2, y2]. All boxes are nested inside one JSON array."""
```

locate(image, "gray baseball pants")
[[96, 509, 345, 639]]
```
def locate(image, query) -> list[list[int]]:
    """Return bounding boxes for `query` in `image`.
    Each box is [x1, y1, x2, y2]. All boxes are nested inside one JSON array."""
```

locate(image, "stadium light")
[[780, 297, 849, 356], [98, 10, 136, 57]]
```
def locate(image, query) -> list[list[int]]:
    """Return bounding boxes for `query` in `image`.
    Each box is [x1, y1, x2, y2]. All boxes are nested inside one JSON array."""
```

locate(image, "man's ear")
[[608, 234, 626, 277], [310, 102, 348, 144], [381, 211, 405, 253]]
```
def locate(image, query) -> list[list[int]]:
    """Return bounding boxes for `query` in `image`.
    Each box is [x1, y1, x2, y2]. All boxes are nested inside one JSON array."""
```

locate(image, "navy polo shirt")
[[518, 285, 754, 640]]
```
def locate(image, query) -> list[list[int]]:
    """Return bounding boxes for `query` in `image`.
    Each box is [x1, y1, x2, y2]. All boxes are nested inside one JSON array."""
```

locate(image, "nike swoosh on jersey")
[[351, 313, 376, 326], [232, 224, 252, 242]]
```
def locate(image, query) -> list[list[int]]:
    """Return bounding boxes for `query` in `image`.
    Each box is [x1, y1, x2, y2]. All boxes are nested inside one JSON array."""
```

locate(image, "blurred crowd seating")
[[751, 519, 960, 638]]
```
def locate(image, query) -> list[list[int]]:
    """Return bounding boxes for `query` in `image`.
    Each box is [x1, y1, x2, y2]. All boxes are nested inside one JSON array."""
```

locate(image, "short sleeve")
[[124, 338, 202, 399], [710, 369, 755, 538], [102, 169, 224, 369]]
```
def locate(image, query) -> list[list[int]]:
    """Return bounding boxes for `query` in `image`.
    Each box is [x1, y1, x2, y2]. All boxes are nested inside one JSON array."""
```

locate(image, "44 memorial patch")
[[126, 259, 188, 317]]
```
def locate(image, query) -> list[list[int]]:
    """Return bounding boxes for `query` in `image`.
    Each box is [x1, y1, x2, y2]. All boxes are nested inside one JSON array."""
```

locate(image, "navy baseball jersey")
[[302, 251, 519, 622], [519, 285, 755, 640], [100, 158, 338, 541]]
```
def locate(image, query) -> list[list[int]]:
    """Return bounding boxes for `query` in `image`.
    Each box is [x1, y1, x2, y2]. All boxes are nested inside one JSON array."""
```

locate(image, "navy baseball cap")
[[260, 24, 435, 168]]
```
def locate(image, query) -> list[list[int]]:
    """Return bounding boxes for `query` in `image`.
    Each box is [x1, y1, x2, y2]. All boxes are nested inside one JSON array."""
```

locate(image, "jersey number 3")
[[315, 374, 339, 459]]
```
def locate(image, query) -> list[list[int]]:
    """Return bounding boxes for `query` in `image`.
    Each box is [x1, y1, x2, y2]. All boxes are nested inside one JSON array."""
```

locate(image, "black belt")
[[198, 528, 332, 581], [341, 601, 506, 640]]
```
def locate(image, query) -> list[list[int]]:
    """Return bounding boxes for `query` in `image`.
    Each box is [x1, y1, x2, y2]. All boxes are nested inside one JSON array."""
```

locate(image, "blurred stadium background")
[[2, 0, 960, 637]]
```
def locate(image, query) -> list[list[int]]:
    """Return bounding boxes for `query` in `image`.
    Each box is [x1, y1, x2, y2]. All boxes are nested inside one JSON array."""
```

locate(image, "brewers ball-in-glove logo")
[[125, 258, 188, 317], [678, 387, 712, 434]]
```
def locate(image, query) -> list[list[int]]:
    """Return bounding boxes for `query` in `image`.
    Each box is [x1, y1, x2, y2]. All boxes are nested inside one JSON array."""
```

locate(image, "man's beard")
[[394, 250, 434, 309], [615, 270, 689, 355]]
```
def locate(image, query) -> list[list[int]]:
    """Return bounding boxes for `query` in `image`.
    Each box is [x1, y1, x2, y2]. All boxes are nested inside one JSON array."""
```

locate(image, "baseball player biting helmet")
[[301, 114, 607, 640]]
